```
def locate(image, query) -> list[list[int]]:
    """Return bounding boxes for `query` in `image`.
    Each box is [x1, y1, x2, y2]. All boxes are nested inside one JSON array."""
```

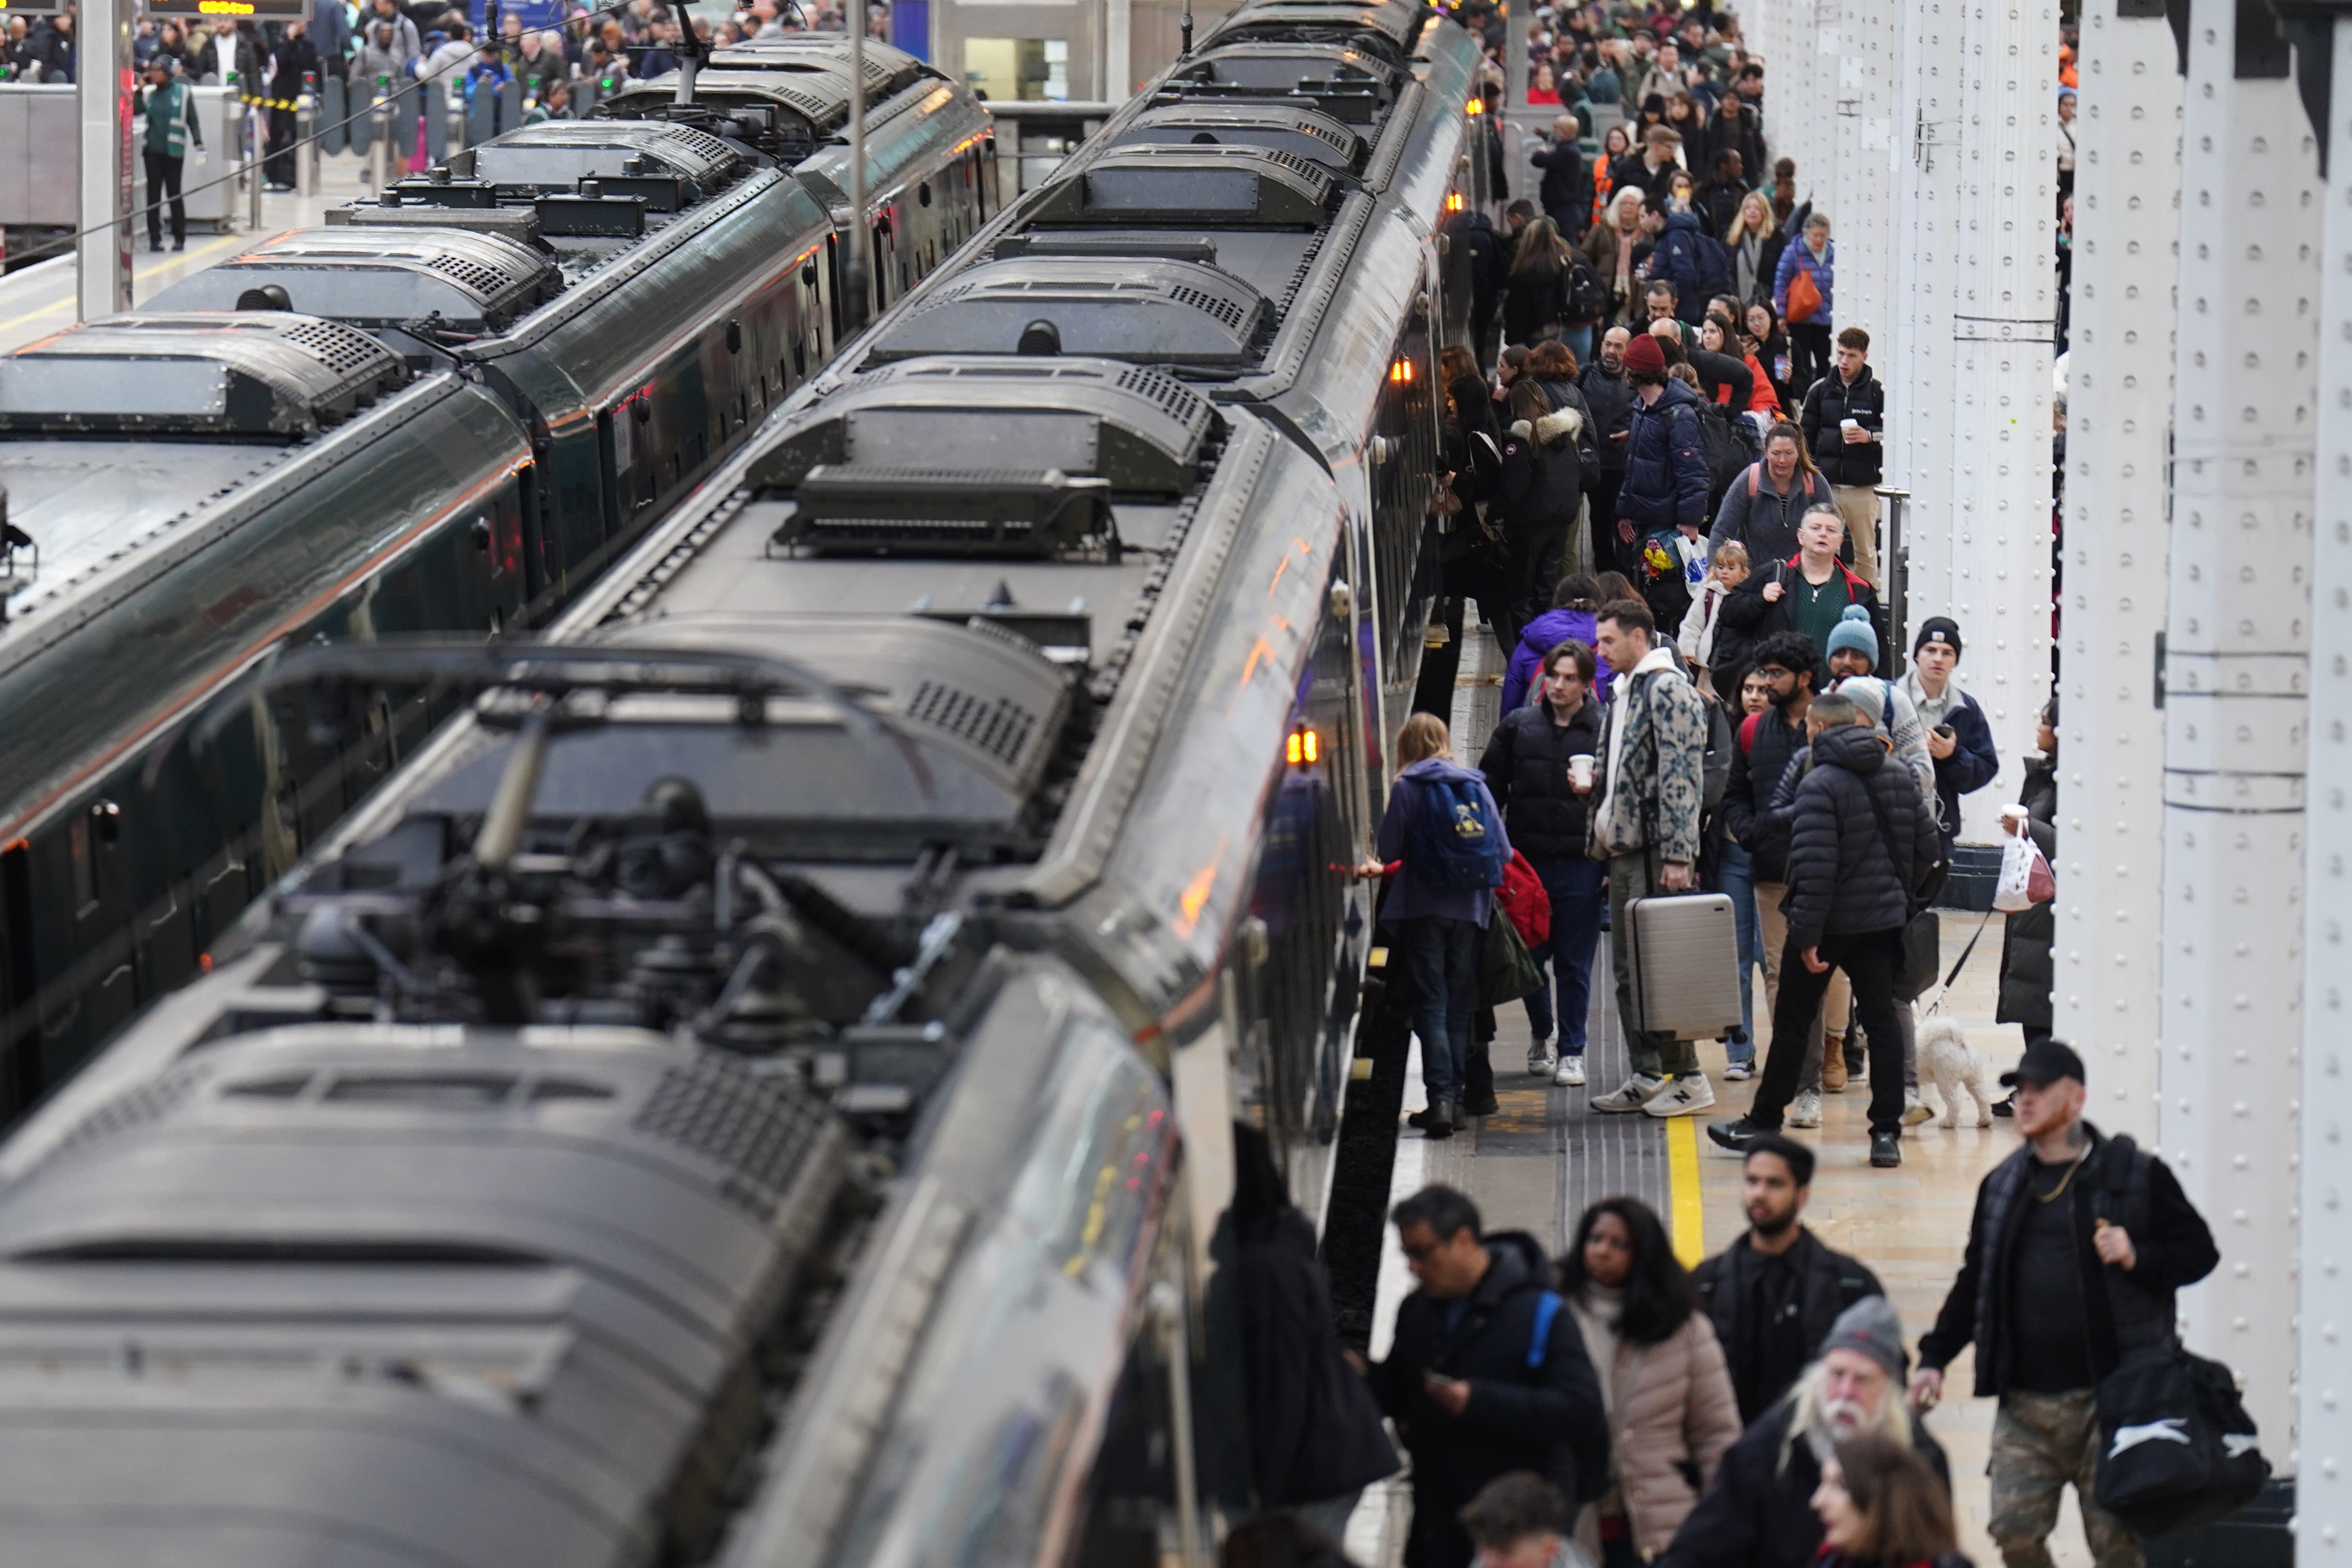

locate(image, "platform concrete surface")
[[0, 151, 376, 358]]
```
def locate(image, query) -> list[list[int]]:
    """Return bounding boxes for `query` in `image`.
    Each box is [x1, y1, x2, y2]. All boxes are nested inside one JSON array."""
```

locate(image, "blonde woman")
[[1725, 189, 1784, 305]]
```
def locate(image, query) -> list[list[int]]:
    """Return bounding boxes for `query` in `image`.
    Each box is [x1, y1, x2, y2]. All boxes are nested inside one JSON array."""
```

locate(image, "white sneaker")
[[1644, 1074, 1717, 1117], [1902, 1091, 1935, 1127], [1724, 1062, 1756, 1081], [1787, 1089, 1823, 1128], [1528, 1041, 1557, 1077], [1554, 1056, 1586, 1087], [1590, 1073, 1669, 1113]]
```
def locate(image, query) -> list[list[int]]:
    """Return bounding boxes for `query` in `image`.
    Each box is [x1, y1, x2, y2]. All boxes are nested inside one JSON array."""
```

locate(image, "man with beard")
[[1577, 326, 1636, 573], [1655, 1296, 1947, 1568], [1691, 1134, 1884, 1423]]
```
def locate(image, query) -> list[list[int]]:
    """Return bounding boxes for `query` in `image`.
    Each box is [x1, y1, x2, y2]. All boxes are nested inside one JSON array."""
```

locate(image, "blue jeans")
[[1521, 856, 1606, 1056], [1717, 839, 1761, 1063], [1396, 915, 1480, 1105], [1562, 323, 1596, 369]]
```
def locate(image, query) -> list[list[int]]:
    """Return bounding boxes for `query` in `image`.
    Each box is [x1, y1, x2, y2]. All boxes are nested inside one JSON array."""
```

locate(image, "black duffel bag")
[[2091, 1344, 2270, 1539]]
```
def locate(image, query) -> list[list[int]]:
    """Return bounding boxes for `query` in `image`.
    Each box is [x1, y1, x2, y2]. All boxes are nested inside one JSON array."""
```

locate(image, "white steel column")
[[1831, 0, 1895, 354], [74, 0, 132, 319], [2162, 0, 2318, 1456], [1885, 0, 1966, 629], [2305, 6, 2352, 1534], [1941, 0, 2061, 841], [2054, 0, 2183, 1139]]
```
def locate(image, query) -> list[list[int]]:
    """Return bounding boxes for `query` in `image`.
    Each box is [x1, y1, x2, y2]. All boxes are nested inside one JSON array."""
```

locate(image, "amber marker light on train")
[[1465, 98, 1485, 115], [1445, 191, 1466, 213], [1286, 727, 1319, 767], [1388, 358, 1414, 384]]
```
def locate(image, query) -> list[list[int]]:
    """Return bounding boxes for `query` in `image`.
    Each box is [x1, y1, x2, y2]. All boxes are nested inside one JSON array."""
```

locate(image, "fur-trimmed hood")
[[1507, 407, 1585, 446]]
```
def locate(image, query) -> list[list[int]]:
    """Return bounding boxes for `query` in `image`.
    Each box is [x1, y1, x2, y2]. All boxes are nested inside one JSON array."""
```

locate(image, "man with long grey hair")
[[1652, 1297, 1950, 1568]]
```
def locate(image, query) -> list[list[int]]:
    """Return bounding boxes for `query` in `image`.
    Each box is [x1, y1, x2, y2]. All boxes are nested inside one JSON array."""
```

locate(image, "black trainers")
[[1991, 1094, 2015, 1118], [1707, 1115, 1767, 1153], [1870, 1130, 1902, 1168], [1406, 1107, 1440, 1130], [1463, 1092, 1500, 1118]]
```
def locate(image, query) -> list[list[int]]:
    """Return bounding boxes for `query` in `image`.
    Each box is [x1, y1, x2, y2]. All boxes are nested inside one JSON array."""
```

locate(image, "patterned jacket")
[[1596, 653, 1708, 866]]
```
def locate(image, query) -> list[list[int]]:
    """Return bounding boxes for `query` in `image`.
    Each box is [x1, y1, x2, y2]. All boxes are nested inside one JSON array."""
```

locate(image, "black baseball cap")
[[2000, 1039, 2087, 1089]]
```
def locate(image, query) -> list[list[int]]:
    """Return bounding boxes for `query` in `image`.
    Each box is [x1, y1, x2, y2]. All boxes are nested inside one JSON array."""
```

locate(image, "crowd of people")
[[6, 0, 890, 247], [1234, 1054, 2217, 1568]]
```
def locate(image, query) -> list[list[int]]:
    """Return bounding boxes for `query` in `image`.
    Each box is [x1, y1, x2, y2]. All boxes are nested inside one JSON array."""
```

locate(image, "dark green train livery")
[[0, 38, 992, 1111]]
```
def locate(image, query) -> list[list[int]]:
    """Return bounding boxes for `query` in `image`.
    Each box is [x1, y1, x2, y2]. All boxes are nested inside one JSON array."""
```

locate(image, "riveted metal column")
[[1885, 0, 1964, 623], [2162, 0, 2318, 1455], [2055, 0, 2184, 1138], [2302, 1, 2352, 1532], [1942, 0, 2062, 839], [75, 0, 132, 319], [1832, 0, 1895, 353]]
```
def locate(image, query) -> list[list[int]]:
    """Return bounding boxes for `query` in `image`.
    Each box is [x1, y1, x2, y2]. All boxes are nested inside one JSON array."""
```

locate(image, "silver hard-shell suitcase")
[[1624, 892, 1744, 1039]]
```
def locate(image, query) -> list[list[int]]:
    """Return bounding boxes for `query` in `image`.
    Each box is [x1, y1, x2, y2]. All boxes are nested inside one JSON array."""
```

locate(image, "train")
[[0, 36, 991, 1113], [0, 0, 1495, 1563]]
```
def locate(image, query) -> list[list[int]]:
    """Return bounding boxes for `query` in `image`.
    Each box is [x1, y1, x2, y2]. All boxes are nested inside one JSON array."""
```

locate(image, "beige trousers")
[[1754, 882, 1848, 1093], [1831, 484, 1880, 589]]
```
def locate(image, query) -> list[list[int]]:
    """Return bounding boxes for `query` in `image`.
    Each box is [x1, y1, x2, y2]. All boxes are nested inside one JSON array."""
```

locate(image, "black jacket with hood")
[[1798, 362, 1886, 487], [1497, 405, 1589, 538], [1780, 719, 1940, 949], [1692, 1226, 1885, 1423], [1371, 1230, 1608, 1568], [1236, 1206, 1400, 1505]]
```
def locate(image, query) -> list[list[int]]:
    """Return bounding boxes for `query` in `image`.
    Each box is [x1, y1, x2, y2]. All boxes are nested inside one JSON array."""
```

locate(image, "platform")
[[1350, 613, 2100, 1568]]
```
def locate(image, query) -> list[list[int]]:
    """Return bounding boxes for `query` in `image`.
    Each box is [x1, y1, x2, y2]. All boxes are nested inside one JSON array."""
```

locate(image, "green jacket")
[[138, 80, 203, 159]]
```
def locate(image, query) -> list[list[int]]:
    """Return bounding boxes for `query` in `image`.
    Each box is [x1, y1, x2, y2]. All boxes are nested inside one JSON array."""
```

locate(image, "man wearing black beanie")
[[1899, 615, 2000, 850]]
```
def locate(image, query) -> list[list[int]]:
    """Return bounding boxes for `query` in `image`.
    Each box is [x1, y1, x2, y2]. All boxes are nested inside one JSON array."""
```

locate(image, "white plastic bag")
[[1993, 831, 2037, 913]]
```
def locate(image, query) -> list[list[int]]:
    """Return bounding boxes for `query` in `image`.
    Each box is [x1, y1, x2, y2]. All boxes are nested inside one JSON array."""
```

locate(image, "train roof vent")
[[864, 258, 1273, 367], [0, 311, 409, 438], [142, 226, 561, 332], [470, 120, 743, 195], [750, 356, 1213, 496], [1107, 101, 1366, 172], [1167, 41, 1399, 95], [1029, 144, 1337, 229], [709, 34, 924, 98], [599, 70, 836, 130], [1200, 0, 1429, 61]]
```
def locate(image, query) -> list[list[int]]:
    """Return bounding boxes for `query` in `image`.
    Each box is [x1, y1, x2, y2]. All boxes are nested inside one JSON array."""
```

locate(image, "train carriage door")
[[0, 839, 37, 1119]]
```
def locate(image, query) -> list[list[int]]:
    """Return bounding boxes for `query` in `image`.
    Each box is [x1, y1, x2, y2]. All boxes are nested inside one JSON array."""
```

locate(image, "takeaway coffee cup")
[[1569, 754, 1596, 790]]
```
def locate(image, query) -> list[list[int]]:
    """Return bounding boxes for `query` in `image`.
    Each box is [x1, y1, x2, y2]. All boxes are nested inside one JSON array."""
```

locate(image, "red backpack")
[[1495, 851, 1552, 947]]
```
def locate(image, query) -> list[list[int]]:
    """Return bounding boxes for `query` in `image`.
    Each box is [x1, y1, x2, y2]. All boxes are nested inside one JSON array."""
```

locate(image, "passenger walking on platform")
[[1675, 539, 1746, 695], [1899, 617, 2000, 852], [1493, 380, 1586, 648], [1725, 193, 1782, 309], [136, 57, 204, 254], [1655, 1297, 1950, 1568], [1229, 1125, 1399, 1539], [1368, 715, 1510, 1139], [1693, 1135, 1886, 1424], [1706, 422, 1825, 579], [1558, 1198, 1742, 1565], [1481, 639, 1607, 1085], [1611, 334, 1711, 632], [1505, 219, 1576, 350], [1580, 329, 1637, 574], [1585, 187, 1651, 329], [1773, 212, 1835, 395], [1501, 574, 1615, 714], [1798, 328, 1887, 587], [1369, 1187, 1608, 1568], [1705, 689, 1940, 1168], [1715, 506, 1886, 688], [1532, 114, 1591, 240], [1586, 599, 1716, 1119], [1808, 1435, 1970, 1568], [1911, 1041, 2220, 1568]]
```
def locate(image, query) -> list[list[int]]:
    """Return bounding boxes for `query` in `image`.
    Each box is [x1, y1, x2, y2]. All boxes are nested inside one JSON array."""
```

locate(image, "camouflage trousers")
[[1988, 1388, 2144, 1568]]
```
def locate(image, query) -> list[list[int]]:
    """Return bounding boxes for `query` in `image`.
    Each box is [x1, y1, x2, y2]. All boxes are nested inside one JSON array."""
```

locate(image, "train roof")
[[141, 227, 561, 334]]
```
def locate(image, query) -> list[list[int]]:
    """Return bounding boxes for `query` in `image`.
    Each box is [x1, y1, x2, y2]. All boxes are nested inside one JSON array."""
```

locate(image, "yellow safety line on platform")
[[1666, 1116, 1704, 1269], [0, 232, 247, 339]]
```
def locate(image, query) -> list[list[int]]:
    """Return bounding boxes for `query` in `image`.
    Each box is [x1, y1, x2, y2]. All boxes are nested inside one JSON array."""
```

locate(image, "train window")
[[918, 180, 931, 208], [793, 342, 806, 378], [725, 320, 743, 356], [69, 817, 94, 916]]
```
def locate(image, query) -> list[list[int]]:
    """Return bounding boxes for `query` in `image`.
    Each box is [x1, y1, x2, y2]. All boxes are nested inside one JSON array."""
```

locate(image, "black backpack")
[[1692, 402, 1758, 509], [1564, 257, 1608, 326]]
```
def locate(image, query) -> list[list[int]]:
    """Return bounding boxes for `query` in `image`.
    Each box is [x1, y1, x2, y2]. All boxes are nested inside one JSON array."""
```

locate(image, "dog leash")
[[1919, 907, 1998, 1018]]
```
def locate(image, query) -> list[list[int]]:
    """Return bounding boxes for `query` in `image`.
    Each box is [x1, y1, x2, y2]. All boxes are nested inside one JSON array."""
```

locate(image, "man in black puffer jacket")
[[1480, 638, 1607, 1084], [1709, 690, 1939, 1169], [1369, 1186, 1608, 1568]]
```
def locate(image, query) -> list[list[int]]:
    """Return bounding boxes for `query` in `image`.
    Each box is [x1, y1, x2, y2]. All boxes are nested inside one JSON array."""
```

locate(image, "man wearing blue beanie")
[[1825, 604, 1879, 667]]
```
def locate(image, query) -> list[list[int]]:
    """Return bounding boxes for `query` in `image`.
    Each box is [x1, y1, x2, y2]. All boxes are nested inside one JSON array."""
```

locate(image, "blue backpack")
[[1526, 1290, 1612, 1506], [1410, 771, 1506, 890]]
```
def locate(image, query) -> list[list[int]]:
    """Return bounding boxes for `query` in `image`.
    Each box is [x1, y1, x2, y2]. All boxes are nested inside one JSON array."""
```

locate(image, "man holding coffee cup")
[[1480, 641, 1609, 1085], [1798, 326, 1886, 589]]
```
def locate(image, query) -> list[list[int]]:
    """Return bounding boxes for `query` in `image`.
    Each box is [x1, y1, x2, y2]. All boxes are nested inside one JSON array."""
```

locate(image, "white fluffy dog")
[[1919, 1016, 1994, 1128]]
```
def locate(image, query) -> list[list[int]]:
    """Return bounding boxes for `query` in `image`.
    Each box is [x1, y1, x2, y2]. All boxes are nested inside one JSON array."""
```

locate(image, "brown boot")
[[1820, 1023, 1848, 1092]]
